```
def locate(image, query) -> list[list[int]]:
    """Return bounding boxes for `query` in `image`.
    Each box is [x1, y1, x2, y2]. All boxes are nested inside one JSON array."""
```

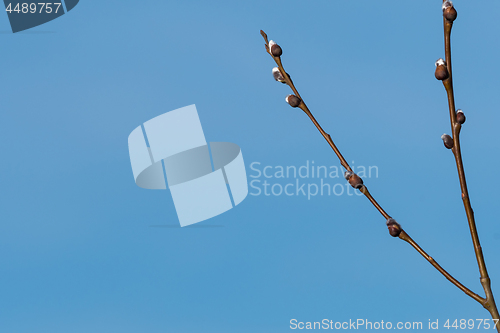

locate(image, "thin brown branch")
[[300, 104, 351, 172], [399, 230, 484, 304], [260, 28, 484, 309], [440, 1, 499, 326]]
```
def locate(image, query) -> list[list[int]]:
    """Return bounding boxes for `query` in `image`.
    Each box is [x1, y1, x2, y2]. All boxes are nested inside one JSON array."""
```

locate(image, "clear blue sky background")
[[1, 1, 500, 332]]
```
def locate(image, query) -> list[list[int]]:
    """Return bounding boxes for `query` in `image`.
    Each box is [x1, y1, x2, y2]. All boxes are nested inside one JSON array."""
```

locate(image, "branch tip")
[[442, 1, 457, 22]]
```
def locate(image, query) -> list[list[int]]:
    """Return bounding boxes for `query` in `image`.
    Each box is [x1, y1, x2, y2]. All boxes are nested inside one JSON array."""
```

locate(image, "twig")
[[260, 3, 497, 324], [438, 0, 500, 326]]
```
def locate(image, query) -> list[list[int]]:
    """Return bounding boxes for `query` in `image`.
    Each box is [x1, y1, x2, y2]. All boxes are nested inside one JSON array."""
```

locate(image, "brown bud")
[[272, 67, 286, 83], [456, 109, 466, 124], [344, 171, 364, 189], [435, 59, 449, 81], [442, 1, 457, 22], [269, 40, 282, 57], [441, 134, 454, 149], [386, 218, 401, 237], [285, 94, 301, 108]]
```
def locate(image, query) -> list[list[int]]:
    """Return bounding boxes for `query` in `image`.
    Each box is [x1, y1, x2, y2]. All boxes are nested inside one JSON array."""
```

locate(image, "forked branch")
[[260, 0, 498, 328]]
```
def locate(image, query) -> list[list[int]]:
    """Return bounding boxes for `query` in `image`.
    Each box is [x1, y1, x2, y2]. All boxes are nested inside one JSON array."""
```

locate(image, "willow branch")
[[439, 0, 499, 326], [260, 28, 484, 307]]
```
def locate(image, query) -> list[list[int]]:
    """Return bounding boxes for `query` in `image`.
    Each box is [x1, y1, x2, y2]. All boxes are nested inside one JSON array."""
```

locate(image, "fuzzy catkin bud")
[[285, 95, 301, 108], [435, 58, 449, 81], [344, 171, 363, 189], [386, 218, 402, 237], [344, 171, 354, 180], [442, 1, 457, 22], [456, 109, 466, 124], [272, 67, 286, 83], [269, 40, 282, 57], [441, 134, 454, 149]]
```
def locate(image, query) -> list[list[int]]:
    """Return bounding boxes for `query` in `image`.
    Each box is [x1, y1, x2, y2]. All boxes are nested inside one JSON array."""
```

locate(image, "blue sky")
[[1, 1, 500, 332]]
